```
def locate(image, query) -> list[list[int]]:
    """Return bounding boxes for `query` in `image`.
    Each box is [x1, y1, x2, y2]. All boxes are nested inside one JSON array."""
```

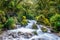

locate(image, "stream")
[[0, 20, 60, 40]]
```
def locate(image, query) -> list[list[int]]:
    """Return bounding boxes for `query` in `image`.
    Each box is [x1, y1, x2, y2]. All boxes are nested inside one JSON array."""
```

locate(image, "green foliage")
[[25, 14, 34, 20], [0, 10, 6, 23], [50, 14, 60, 32], [4, 17, 16, 30], [0, 0, 60, 33]]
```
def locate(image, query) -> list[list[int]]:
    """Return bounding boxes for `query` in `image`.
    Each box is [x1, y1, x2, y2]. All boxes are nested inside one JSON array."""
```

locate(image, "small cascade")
[[0, 20, 60, 40]]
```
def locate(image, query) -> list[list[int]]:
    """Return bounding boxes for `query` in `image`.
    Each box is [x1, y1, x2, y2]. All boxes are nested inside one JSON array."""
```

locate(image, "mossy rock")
[[41, 27, 48, 32], [10, 24, 16, 29], [21, 19, 28, 26], [32, 23, 38, 29], [33, 31, 37, 35], [36, 15, 50, 26], [20, 16, 28, 26]]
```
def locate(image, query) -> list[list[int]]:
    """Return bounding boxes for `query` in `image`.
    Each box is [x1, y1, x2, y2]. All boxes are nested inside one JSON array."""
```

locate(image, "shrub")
[[4, 17, 16, 30], [26, 14, 34, 20], [50, 14, 60, 32]]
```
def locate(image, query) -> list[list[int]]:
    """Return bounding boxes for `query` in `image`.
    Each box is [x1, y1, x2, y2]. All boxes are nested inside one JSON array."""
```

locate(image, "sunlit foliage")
[[0, 0, 60, 32]]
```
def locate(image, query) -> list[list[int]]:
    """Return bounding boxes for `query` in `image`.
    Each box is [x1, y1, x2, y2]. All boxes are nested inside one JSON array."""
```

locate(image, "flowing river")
[[0, 20, 60, 40]]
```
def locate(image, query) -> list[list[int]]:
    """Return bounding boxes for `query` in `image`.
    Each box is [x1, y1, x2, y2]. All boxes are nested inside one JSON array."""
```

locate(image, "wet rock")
[[18, 32, 21, 36], [0, 30, 4, 34], [27, 33, 33, 38], [23, 33, 33, 38], [24, 33, 30, 38], [58, 32, 60, 37], [1, 20, 60, 40], [41, 27, 48, 32], [54, 32, 60, 37], [16, 25, 21, 28], [31, 38, 37, 40], [20, 32, 24, 35], [8, 32, 18, 38], [33, 31, 37, 35], [0, 36, 3, 40], [8, 36, 12, 39], [32, 23, 38, 29]]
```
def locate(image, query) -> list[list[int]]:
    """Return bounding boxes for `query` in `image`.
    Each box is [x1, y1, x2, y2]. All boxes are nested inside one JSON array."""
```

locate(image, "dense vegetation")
[[0, 0, 60, 33]]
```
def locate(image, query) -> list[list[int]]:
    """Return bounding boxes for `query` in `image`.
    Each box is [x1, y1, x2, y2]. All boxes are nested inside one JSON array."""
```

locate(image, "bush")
[[26, 14, 34, 20], [4, 17, 16, 30], [50, 14, 60, 32]]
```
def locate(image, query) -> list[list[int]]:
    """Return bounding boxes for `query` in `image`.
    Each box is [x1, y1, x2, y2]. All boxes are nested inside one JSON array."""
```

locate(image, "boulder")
[[32, 23, 38, 29]]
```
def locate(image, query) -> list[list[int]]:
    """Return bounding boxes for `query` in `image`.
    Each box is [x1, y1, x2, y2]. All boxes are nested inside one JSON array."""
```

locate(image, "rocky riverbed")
[[0, 20, 60, 40]]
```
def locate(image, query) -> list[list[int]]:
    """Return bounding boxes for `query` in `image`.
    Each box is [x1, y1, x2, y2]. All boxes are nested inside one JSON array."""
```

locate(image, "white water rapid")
[[0, 20, 60, 40]]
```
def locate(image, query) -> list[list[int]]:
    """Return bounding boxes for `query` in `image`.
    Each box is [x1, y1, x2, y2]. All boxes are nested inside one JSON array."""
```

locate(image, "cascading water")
[[0, 20, 60, 40]]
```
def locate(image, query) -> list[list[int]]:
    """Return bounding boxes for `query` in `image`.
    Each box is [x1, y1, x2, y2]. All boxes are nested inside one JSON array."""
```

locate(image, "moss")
[[32, 23, 38, 29], [41, 27, 48, 32], [33, 31, 37, 35], [20, 16, 28, 26], [36, 15, 50, 26]]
